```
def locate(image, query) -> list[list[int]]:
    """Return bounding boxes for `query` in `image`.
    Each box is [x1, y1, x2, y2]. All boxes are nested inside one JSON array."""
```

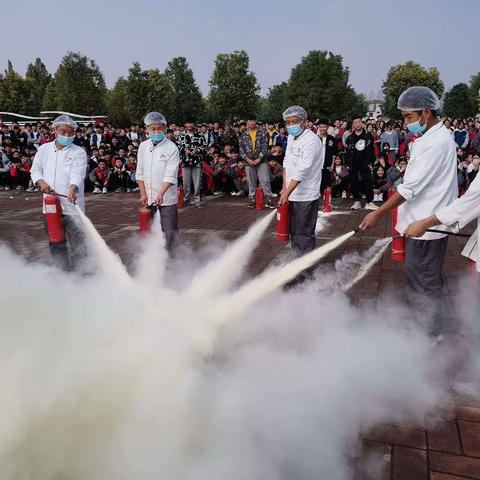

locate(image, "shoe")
[[351, 201, 361, 210], [213, 191, 221, 195], [247, 198, 255, 209], [264, 197, 275, 209], [126, 188, 132, 193], [341, 192, 347, 199], [271, 193, 278, 198], [115, 188, 123, 193], [26, 187, 34, 192], [195, 203, 203, 208], [16, 186, 24, 191], [365, 202, 379, 210], [102, 187, 108, 194], [4, 186, 10, 191], [34, 187, 40, 192], [231, 191, 241, 196], [133, 187, 140, 193], [93, 187, 101, 194], [0, 186, 4, 191]]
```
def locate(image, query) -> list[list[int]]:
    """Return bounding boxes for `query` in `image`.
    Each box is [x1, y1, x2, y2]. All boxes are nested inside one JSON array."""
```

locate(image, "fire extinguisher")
[[389, 189, 405, 262], [323, 187, 332, 213], [255, 184, 264, 211], [44, 194, 66, 243], [177, 186, 185, 209], [139, 206, 153, 237], [276, 202, 289, 242]]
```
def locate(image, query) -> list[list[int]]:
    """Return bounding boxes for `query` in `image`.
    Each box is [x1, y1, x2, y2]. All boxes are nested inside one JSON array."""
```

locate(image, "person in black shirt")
[[316, 118, 338, 195], [345, 115, 378, 211]]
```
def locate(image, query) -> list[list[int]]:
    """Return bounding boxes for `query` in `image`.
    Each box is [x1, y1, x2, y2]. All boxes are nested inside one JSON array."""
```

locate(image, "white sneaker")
[[4, 186, 10, 191], [102, 187, 108, 194], [126, 188, 132, 193], [34, 187, 40, 192], [365, 202, 379, 210], [271, 193, 278, 198], [93, 187, 101, 194], [26, 187, 34, 192], [213, 191, 221, 196], [351, 201, 362, 210], [341, 192, 347, 199]]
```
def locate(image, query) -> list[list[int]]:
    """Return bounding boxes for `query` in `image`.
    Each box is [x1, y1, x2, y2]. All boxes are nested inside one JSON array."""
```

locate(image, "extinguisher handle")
[[50, 191, 77, 206]]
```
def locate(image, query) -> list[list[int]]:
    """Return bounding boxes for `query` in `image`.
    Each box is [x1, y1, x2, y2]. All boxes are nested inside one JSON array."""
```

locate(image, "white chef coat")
[[136, 138, 180, 206], [30, 141, 87, 215], [435, 172, 480, 272], [396, 122, 458, 240], [284, 128, 323, 202]]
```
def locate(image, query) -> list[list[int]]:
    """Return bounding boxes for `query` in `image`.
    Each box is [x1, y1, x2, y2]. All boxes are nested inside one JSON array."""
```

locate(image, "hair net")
[[282, 105, 308, 122], [144, 112, 167, 126], [52, 115, 78, 130], [397, 86, 441, 112]]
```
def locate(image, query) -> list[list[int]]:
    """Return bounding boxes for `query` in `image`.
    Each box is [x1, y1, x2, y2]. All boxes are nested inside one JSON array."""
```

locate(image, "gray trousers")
[[246, 163, 272, 198], [45, 215, 86, 272], [289, 199, 320, 257], [148, 204, 180, 253], [183, 166, 202, 205], [405, 236, 449, 336]]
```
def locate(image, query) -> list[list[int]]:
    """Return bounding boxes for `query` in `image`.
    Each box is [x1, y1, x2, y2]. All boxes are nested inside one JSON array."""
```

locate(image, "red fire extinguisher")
[[276, 202, 289, 242], [44, 194, 66, 243], [256, 184, 264, 211], [389, 189, 405, 262], [323, 187, 332, 213], [139, 207, 153, 237], [177, 186, 185, 209]]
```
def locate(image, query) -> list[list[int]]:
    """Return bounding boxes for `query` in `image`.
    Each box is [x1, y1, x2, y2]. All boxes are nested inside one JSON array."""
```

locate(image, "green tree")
[[123, 62, 173, 124], [106, 77, 130, 125], [25, 58, 51, 115], [286, 50, 355, 119], [0, 61, 33, 114], [469, 72, 480, 114], [343, 88, 368, 118], [208, 50, 260, 121], [443, 83, 476, 118], [42, 52, 107, 115], [382, 61, 444, 118], [165, 57, 204, 124], [260, 82, 290, 122]]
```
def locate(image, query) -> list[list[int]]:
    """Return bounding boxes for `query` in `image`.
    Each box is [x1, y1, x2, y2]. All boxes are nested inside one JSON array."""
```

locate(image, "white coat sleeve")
[[436, 173, 480, 228], [289, 139, 321, 183], [30, 148, 44, 185], [136, 145, 145, 182], [397, 145, 447, 201], [69, 149, 87, 188], [163, 147, 180, 184]]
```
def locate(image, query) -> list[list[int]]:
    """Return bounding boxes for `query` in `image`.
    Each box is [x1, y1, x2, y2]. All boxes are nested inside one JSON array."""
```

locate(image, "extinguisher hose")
[[49, 192, 76, 206], [426, 229, 471, 237]]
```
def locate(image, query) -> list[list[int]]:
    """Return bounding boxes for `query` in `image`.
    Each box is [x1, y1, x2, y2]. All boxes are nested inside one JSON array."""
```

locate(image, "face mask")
[[406, 111, 427, 134], [149, 132, 165, 142], [287, 124, 303, 137], [56, 134, 74, 146]]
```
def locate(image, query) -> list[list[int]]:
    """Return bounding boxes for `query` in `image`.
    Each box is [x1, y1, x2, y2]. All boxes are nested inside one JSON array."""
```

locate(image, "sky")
[[0, 0, 478, 101]]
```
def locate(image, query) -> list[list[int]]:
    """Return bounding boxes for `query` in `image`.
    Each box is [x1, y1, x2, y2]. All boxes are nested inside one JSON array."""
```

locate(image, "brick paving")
[[0, 189, 479, 479]]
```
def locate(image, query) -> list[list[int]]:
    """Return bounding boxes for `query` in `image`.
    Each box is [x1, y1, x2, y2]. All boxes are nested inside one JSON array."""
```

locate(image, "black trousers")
[[45, 215, 87, 272], [289, 199, 320, 257], [320, 168, 331, 195], [349, 159, 374, 203], [405, 236, 449, 336], [148, 204, 180, 253]]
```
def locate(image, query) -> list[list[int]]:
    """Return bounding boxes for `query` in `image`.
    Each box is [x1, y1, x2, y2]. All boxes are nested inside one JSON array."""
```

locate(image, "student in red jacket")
[[89, 159, 110, 194]]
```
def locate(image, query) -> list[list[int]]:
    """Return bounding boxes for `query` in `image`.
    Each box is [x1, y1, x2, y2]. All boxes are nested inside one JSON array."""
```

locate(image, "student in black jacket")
[[316, 118, 338, 195], [345, 115, 378, 211]]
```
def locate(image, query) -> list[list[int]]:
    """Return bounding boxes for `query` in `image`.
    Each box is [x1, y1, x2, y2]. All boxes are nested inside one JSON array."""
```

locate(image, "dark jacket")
[[239, 128, 268, 163], [177, 131, 207, 168], [345, 130, 375, 167], [319, 134, 338, 169]]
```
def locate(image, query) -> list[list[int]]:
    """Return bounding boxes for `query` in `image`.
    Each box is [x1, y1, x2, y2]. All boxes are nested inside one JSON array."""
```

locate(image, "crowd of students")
[[1, 116, 479, 201]]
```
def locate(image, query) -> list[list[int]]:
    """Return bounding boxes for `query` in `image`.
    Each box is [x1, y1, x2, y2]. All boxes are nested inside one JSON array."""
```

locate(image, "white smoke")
[[0, 211, 457, 479]]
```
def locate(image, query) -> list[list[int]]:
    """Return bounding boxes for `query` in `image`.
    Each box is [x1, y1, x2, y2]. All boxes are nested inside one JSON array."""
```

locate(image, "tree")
[[0, 61, 34, 114], [25, 58, 51, 115], [165, 57, 204, 124], [286, 50, 356, 120], [208, 50, 260, 121], [343, 88, 369, 118], [42, 52, 107, 115], [122, 62, 173, 124], [443, 83, 476, 118], [382, 61, 444, 118], [469, 72, 480, 114], [106, 77, 130, 125], [260, 82, 290, 122]]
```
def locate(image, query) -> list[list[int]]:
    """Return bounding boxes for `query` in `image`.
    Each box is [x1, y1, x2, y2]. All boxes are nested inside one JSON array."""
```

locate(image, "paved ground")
[[1, 189, 479, 479]]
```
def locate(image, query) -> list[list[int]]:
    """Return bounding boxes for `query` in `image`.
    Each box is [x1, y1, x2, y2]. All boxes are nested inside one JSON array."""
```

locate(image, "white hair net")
[[52, 115, 78, 130], [144, 112, 167, 126], [282, 106, 308, 122], [397, 86, 441, 112]]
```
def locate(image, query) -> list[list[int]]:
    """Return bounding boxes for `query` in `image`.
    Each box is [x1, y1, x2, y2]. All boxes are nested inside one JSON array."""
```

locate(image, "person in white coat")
[[359, 86, 458, 337], [136, 111, 180, 251], [279, 105, 323, 282], [30, 115, 88, 271]]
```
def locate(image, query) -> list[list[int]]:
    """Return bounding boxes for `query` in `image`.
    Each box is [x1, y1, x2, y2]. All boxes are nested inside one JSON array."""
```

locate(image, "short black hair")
[[316, 117, 329, 126], [351, 114, 363, 122]]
